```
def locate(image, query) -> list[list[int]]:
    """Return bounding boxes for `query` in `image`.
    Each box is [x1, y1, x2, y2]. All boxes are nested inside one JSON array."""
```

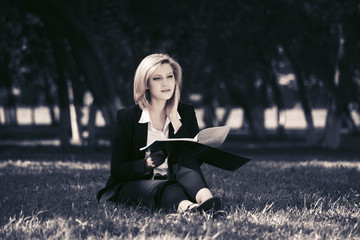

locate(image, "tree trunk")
[[322, 99, 342, 148], [247, 74, 266, 140], [227, 80, 265, 138], [218, 106, 232, 126], [19, 0, 121, 126], [68, 33, 118, 126], [267, 66, 285, 136], [4, 87, 17, 125], [284, 45, 317, 146], [2, 52, 17, 126], [31, 106, 35, 125], [295, 69, 317, 146], [322, 24, 345, 149], [43, 75, 57, 126], [344, 107, 358, 135], [63, 10, 121, 124], [52, 38, 71, 148], [248, 105, 266, 140], [88, 103, 97, 147], [64, 39, 84, 145], [203, 83, 218, 127], [217, 81, 233, 127], [232, 84, 266, 139], [203, 105, 216, 128]]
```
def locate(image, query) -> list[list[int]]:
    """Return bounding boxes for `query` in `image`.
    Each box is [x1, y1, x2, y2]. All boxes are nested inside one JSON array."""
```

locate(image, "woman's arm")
[[166, 85, 182, 133], [110, 109, 150, 182], [172, 103, 199, 139]]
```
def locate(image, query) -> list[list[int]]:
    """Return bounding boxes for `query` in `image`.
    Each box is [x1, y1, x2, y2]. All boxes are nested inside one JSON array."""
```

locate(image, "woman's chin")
[[151, 95, 172, 102], [161, 93, 174, 99]]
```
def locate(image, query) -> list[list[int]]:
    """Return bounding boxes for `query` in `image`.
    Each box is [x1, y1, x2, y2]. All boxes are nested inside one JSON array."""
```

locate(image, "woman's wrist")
[[144, 157, 152, 173], [145, 157, 152, 168], [169, 113, 182, 133], [168, 112, 178, 120]]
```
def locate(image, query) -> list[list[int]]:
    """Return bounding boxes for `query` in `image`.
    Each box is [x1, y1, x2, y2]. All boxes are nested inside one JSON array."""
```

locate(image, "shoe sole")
[[196, 197, 221, 212]]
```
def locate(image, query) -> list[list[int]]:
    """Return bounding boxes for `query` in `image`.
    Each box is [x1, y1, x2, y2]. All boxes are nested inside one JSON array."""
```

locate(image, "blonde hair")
[[133, 53, 182, 109]]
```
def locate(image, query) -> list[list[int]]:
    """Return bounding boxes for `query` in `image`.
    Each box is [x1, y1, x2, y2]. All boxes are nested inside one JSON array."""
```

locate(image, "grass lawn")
[[0, 148, 359, 239]]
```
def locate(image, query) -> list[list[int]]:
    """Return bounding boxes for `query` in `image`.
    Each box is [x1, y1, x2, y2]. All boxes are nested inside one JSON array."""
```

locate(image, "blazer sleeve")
[[172, 104, 199, 139], [110, 109, 149, 182]]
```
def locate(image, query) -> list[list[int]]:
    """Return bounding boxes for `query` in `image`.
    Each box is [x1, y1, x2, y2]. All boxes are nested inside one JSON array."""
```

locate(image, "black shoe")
[[196, 197, 222, 212]]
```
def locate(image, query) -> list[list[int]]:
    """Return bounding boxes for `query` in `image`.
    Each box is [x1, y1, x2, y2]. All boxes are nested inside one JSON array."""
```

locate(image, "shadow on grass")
[[202, 160, 360, 212], [0, 167, 108, 226]]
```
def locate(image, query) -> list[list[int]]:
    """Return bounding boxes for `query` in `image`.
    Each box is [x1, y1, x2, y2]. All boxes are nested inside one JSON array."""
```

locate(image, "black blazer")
[[97, 102, 199, 201]]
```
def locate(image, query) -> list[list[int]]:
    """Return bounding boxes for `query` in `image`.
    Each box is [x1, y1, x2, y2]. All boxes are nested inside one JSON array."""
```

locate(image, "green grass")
[[0, 149, 359, 239]]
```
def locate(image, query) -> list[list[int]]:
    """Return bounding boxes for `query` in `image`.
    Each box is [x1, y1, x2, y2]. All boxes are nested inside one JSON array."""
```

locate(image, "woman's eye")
[[153, 77, 161, 81], [167, 75, 174, 79]]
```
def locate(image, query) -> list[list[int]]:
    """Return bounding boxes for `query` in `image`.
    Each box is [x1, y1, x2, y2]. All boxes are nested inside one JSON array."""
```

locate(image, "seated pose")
[[97, 53, 221, 213]]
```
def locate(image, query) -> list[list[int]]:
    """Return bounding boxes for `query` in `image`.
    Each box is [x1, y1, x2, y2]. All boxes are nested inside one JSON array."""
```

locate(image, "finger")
[[147, 157, 155, 168]]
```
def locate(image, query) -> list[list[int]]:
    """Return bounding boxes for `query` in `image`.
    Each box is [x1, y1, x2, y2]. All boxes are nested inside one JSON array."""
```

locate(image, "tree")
[[3, 0, 359, 148]]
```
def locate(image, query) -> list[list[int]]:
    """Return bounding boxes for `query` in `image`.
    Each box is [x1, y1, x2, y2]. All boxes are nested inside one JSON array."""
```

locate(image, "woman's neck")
[[148, 100, 166, 119], [148, 100, 167, 131], [149, 99, 166, 114]]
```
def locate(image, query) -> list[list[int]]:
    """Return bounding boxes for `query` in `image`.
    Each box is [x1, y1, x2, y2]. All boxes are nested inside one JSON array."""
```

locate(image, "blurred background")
[[0, 0, 359, 150]]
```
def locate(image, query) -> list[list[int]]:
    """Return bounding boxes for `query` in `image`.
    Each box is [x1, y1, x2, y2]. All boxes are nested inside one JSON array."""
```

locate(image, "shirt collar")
[[138, 109, 181, 124], [138, 109, 151, 123]]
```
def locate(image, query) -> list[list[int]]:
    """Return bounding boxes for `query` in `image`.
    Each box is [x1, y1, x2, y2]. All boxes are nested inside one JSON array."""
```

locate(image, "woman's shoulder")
[[178, 102, 195, 110], [178, 102, 195, 115], [116, 105, 142, 122], [117, 105, 140, 113]]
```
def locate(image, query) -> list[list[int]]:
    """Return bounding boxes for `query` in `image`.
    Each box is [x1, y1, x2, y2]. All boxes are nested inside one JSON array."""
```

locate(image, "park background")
[[0, 0, 360, 239]]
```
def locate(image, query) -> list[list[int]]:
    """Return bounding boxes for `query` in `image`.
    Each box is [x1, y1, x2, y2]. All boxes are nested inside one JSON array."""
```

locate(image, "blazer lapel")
[[135, 122, 147, 150], [169, 124, 175, 138], [134, 106, 148, 157], [169, 117, 184, 138]]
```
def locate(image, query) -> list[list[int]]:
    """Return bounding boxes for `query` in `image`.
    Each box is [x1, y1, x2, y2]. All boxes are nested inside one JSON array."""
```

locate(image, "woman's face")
[[148, 63, 176, 103]]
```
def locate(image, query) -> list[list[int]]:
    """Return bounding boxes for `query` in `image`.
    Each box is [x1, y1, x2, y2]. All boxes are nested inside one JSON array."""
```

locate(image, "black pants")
[[114, 146, 208, 212]]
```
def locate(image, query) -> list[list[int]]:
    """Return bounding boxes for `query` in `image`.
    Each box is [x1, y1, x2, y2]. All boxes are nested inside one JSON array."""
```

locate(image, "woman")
[[97, 53, 221, 213]]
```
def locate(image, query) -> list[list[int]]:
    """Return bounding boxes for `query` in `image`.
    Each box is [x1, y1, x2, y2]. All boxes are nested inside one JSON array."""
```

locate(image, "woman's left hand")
[[166, 85, 180, 118], [166, 85, 182, 133]]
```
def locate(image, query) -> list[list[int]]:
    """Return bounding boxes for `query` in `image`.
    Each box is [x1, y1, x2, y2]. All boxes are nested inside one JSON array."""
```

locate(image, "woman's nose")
[[161, 78, 167, 86]]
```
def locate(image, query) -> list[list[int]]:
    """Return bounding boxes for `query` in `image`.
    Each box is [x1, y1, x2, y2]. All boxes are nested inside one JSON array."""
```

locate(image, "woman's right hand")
[[146, 150, 167, 169]]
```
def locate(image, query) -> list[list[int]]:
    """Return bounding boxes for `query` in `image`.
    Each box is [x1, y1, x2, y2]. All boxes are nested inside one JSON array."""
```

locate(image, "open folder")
[[140, 126, 251, 171]]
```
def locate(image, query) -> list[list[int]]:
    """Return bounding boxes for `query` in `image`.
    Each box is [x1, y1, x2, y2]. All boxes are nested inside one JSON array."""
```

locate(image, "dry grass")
[[0, 149, 359, 239]]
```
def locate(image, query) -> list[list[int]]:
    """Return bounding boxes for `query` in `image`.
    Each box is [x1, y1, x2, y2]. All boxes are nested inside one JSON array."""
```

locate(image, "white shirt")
[[138, 109, 181, 177]]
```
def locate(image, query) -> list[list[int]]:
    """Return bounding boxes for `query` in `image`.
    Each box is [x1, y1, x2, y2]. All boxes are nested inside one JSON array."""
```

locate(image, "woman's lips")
[[161, 89, 171, 93]]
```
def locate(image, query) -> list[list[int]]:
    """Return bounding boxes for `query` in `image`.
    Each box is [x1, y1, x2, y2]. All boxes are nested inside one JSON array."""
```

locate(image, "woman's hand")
[[146, 150, 167, 169], [166, 85, 182, 133], [166, 85, 180, 117]]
